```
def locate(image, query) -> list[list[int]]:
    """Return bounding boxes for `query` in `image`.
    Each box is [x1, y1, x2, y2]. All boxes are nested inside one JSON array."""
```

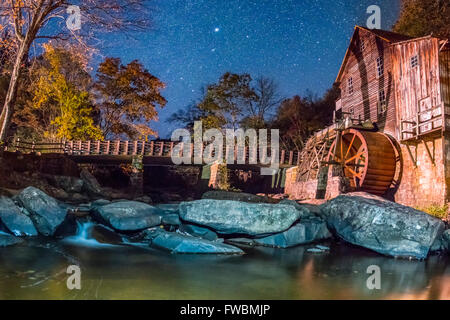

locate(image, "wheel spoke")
[[345, 151, 365, 164], [345, 133, 356, 158], [347, 167, 363, 179]]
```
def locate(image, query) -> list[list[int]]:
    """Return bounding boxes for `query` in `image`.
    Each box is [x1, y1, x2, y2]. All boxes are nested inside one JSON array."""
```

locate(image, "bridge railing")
[[7, 138, 65, 153], [8, 139, 301, 166]]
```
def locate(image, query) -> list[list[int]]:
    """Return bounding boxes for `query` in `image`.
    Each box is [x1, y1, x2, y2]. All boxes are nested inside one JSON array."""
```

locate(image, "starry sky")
[[98, 0, 401, 138]]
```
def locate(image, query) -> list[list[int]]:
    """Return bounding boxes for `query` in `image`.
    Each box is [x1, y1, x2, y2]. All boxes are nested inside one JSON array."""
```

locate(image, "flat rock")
[[91, 201, 162, 231], [179, 199, 301, 236], [179, 224, 218, 241], [142, 228, 243, 254], [254, 217, 332, 248], [0, 232, 24, 247], [14, 187, 68, 236], [202, 191, 273, 203], [320, 193, 445, 259], [0, 197, 38, 236]]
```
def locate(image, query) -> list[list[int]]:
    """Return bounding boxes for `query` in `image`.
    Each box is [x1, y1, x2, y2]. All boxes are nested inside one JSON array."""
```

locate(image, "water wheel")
[[327, 129, 396, 196]]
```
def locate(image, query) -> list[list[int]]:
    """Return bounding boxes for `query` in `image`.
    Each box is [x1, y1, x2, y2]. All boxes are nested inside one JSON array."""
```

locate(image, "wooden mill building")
[[286, 26, 450, 208]]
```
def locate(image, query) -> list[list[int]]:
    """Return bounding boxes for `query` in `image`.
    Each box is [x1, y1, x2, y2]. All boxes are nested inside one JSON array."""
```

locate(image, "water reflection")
[[0, 239, 448, 299]]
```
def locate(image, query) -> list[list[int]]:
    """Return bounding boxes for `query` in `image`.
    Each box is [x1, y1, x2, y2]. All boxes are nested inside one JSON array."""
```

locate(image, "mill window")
[[376, 56, 384, 77], [411, 55, 419, 68], [348, 77, 354, 95], [360, 40, 365, 52]]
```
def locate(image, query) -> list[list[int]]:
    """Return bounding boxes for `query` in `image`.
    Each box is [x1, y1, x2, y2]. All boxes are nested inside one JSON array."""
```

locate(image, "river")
[[0, 235, 449, 299]]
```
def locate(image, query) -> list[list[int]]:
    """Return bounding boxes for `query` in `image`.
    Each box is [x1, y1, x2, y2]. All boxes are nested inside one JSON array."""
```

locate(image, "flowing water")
[[0, 222, 449, 300]]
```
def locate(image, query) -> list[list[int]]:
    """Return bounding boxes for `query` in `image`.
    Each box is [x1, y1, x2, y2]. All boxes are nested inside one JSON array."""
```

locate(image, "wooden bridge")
[[6, 139, 300, 167]]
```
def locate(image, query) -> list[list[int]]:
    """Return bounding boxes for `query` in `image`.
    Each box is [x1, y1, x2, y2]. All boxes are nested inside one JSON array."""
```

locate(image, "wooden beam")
[[405, 145, 417, 168], [422, 140, 435, 166]]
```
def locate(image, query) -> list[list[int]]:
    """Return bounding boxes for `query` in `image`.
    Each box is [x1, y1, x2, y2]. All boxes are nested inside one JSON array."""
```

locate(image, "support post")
[[129, 155, 144, 197]]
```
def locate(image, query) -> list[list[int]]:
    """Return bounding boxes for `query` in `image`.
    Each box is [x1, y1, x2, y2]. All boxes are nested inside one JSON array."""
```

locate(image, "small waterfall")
[[63, 221, 117, 248]]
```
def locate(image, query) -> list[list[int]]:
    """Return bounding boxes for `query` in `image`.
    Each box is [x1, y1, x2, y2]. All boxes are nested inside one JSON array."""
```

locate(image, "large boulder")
[[278, 199, 318, 219], [80, 169, 103, 196], [0, 197, 38, 236], [91, 201, 162, 231], [45, 175, 84, 194], [441, 229, 450, 252], [0, 232, 24, 247], [179, 199, 301, 236], [14, 187, 68, 236], [142, 228, 244, 254], [254, 217, 332, 248], [320, 193, 445, 259]]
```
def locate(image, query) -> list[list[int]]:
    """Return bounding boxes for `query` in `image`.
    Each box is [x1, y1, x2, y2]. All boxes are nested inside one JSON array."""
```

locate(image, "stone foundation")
[[395, 137, 447, 208]]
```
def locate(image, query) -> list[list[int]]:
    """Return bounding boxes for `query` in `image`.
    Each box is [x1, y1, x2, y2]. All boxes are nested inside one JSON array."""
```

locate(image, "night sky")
[[99, 0, 401, 138]]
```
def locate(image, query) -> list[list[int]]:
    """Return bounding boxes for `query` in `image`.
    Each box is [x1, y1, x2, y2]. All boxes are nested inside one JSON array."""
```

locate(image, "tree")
[[0, 0, 152, 144], [393, 0, 450, 38], [94, 57, 167, 139], [30, 44, 102, 140], [272, 84, 339, 151], [199, 72, 258, 130], [241, 76, 283, 129], [170, 73, 278, 131]]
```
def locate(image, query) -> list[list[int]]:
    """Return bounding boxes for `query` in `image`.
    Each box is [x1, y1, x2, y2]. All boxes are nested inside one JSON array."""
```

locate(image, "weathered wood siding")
[[440, 48, 450, 109], [338, 28, 397, 137], [391, 38, 443, 140]]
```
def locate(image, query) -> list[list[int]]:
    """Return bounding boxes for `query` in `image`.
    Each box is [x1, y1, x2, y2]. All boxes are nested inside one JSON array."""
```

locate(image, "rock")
[[54, 214, 78, 238], [80, 169, 103, 196], [44, 186, 69, 201], [0, 232, 24, 247], [0, 197, 38, 236], [155, 204, 180, 214], [278, 199, 318, 218], [155, 204, 181, 226], [69, 193, 90, 203], [226, 238, 256, 246], [142, 228, 244, 254], [91, 201, 162, 231], [91, 199, 111, 207], [179, 224, 218, 241], [202, 190, 272, 203], [315, 245, 330, 251], [89, 225, 123, 244], [15, 187, 68, 236], [320, 193, 445, 259], [441, 229, 450, 252], [133, 195, 152, 204], [179, 200, 301, 236], [254, 217, 332, 248], [46, 175, 84, 194], [307, 247, 328, 254], [161, 214, 181, 226]]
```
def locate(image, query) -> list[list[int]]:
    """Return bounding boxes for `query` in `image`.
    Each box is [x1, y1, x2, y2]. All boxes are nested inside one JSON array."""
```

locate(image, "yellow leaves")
[[31, 44, 102, 141]]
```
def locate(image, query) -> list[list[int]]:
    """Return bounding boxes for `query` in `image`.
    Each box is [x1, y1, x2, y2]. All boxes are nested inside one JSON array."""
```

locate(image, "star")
[[214, 27, 220, 32]]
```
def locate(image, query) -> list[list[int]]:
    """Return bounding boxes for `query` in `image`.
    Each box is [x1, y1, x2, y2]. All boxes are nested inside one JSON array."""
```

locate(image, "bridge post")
[[130, 155, 144, 197]]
